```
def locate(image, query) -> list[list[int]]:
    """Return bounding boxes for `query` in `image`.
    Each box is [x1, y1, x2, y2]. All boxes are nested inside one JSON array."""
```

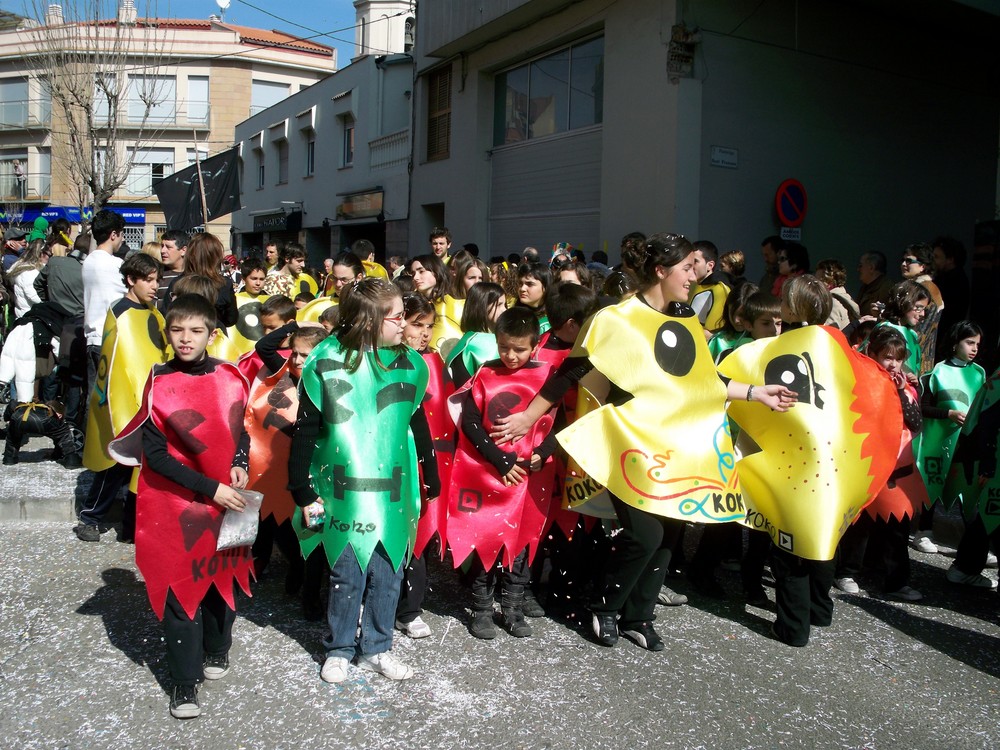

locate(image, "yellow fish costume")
[[719, 326, 900, 561], [430, 294, 465, 356], [297, 296, 338, 324], [228, 292, 268, 356], [557, 297, 741, 523], [83, 301, 169, 472]]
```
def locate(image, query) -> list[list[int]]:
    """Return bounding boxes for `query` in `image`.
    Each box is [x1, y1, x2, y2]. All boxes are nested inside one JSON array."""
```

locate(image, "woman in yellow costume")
[[409, 254, 461, 355], [493, 233, 794, 651]]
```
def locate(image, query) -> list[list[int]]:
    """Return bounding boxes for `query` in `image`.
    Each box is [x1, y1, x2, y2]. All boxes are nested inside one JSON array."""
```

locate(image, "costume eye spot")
[[781, 370, 795, 385], [653, 321, 696, 377]]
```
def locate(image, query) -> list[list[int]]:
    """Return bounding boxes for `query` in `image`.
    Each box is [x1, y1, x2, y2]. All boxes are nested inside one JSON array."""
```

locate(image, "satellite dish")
[[216, 0, 231, 9]]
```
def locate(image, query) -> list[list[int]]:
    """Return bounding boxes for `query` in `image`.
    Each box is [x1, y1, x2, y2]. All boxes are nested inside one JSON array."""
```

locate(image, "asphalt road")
[[0, 441, 999, 749]]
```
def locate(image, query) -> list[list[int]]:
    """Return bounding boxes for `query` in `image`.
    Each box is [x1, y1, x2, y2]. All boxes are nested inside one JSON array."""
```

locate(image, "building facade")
[[0, 9, 335, 247], [407, 0, 1000, 273], [231, 1, 415, 264]]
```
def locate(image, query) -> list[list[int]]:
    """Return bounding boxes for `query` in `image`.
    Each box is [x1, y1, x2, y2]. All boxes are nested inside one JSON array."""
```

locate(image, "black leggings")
[[162, 587, 235, 686], [592, 495, 683, 627]]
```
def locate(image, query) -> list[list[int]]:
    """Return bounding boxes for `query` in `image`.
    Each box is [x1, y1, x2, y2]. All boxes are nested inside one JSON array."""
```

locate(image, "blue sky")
[[4, 0, 360, 65]]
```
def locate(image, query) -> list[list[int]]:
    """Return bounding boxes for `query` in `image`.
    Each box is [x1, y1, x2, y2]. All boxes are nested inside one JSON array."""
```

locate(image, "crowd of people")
[[0, 218, 998, 721]]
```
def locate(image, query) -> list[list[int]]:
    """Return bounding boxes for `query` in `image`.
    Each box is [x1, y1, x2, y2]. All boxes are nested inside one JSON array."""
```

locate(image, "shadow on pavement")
[[76, 567, 171, 691]]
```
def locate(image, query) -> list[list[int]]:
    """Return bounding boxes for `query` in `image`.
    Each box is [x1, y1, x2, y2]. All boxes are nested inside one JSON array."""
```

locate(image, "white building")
[[231, 1, 415, 262], [0, 7, 335, 246]]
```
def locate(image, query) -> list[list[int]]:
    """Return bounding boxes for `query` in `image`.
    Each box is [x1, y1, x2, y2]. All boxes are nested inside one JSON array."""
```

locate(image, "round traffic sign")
[[775, 179, 808, 228]]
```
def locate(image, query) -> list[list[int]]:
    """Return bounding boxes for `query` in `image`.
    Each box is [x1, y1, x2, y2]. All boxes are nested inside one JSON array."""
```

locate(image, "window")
[[494, 36, 604, 146], [128, 75, 177, 125], [342, 116, 355, 167], [122, 226, 145, 248], [276, 140, 289, 184], [0, 147, 28, 199], [93, 72, 117, 123], [427, 66, 451, 161], [186, 148, 209, 168], [251, 80, 289, 116], [188, 76, 209, 125], [125, 147, 175, 195], [0, 78, 28, 126], [256, 150, 265, 189], [305, 136, 315, 176]]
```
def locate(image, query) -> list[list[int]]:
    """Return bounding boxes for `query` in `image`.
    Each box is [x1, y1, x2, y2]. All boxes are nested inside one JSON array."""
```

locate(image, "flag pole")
[[193, 130, 209, 227]]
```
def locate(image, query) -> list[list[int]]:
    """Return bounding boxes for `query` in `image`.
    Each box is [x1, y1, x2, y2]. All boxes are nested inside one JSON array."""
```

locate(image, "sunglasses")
[[902, 257, 920, 265]]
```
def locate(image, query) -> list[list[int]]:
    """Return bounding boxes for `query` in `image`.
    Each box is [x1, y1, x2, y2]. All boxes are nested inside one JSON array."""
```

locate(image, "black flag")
[[153, 147, 240, 230]]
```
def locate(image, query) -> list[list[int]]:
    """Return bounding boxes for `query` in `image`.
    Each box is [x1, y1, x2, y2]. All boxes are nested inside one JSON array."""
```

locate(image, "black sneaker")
[[621, 621, 665, 652], [169, 684, 201, 719], [591, 612, 619, 647], [203, 652, 230, 680], [73, 524, 101, 542]]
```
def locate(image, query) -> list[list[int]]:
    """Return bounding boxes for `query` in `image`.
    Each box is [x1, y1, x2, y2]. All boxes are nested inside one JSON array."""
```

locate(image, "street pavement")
[[1, 438, 999, 749]]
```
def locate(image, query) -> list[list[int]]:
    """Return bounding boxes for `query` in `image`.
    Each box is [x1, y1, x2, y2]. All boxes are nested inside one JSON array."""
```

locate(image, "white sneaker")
[[834, 577, 860, 594], [987, 552, 998, 569], [911, 533, 938, 554], [946, 564, 998, 589], [886, 585, 923, 602], [356, 651, 414, 681], [395, 616, 432, 638], [320, 656, 350, 684]]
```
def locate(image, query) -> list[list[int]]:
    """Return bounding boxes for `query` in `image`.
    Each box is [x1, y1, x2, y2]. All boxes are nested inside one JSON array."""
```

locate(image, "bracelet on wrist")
[[746, 385, 755, 402]]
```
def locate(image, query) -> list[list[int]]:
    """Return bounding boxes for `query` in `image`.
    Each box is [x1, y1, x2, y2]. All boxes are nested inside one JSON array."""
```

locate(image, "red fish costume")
[[109, 360, 254, 620], [446, 359, 556, 569], [413, 351, 456, 558]]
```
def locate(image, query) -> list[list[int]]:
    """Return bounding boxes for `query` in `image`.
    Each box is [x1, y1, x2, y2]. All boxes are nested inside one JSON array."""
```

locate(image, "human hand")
[[503, 463, 528, 486], [755, 384, 798, 412], [889, 371, 906, 390], [230, 466, 248, 489], [529, 453, 542, 472], [213, 483, 247, 511], [904, 372, 918, 387], [302, 500, 326, 528], [948, 409, 967, 426], [492, 411, 534, 445]]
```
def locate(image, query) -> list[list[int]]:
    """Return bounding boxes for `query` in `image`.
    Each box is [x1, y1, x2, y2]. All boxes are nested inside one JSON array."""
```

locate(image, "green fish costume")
[[294, 336, 429, 572]]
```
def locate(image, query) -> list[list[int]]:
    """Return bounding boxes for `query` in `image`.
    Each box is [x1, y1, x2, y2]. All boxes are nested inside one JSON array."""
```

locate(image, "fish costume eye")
[[764, 352, 824, 408], [235, 300, 264, 341], [653, 321, 696, 377]]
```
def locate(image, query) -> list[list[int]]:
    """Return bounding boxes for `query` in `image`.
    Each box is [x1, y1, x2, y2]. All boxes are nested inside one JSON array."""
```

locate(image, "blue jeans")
[[324, 545, 403, 661]]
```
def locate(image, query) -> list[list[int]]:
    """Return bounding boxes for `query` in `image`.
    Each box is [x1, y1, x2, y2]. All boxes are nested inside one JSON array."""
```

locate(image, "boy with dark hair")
[[229, 259, 270, 355], [237, 294, 297, 383], [447, 307, 558, 639], [157, 230, 190, 306], [75, 241, 160, 542], [689, 239, 732, 334], [429, 227, 452, 261], [109, 293, 254, 719]]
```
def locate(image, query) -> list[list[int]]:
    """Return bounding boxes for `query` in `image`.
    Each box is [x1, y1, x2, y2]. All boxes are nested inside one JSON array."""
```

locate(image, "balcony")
[[0, 98, 52, 130], [93, 100, 211, 130], [2, 171, 51, 202], [369, 129, 409, 171]]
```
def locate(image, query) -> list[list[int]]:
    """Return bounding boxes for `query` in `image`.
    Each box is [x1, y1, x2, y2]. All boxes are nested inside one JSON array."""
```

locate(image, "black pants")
[[3, 402, 75, 462], [771, 546, 835, 647], [954, 515, 999, 575], [592, 495, 683, 627], [689, 522, 743, 580], [741, 528, 772, 594], [162, 588, 235, 686], [78, 463, 132, 527], [469, 549, 529, 598], [837, 514, 911, 592], [396, 554, 427, 624], [251, 517, 303, 578]]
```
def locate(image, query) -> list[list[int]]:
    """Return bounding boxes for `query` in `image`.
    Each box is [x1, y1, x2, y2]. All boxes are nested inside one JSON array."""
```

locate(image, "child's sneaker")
[[395, 616, 432, 638], [834, 577, 860, 594], [203, 652, 230, 680], [169, 684, 200, 719], [910, 532, 938, 554], [320, 656, 349, 683], [356, 651, 414, 680]]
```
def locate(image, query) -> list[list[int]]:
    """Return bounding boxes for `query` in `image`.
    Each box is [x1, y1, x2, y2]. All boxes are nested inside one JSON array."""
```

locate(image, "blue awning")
[[18, 206, 146, 225]]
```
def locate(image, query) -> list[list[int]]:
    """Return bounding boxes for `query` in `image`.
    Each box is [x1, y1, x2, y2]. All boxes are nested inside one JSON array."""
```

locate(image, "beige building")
[[0, 8, 335, 247]]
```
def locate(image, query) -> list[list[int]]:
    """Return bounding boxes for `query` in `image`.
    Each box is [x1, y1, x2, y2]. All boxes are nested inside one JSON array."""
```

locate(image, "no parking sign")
[[775, 179, 808, 228]]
